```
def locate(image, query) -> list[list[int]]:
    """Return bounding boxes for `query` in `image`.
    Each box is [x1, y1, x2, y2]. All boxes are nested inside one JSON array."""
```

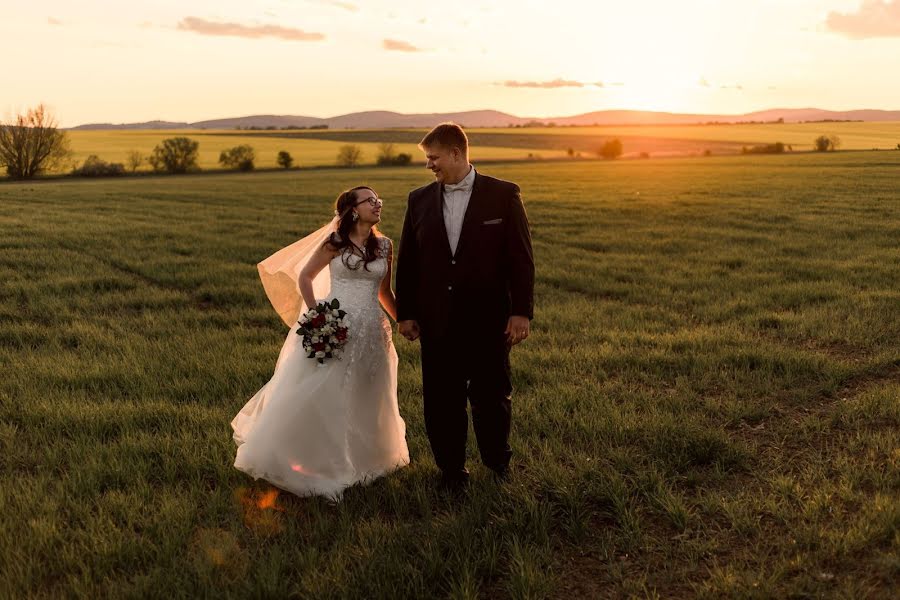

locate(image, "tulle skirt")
[[231, 316, 409, 500]]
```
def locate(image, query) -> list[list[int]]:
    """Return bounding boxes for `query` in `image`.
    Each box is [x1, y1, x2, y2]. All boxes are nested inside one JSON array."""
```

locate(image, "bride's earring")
[[352, 212, 359, 222]]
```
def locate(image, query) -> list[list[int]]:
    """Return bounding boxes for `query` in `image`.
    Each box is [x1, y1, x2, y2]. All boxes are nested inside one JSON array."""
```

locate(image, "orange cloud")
[[383, 39, 422, 52], [502, 79, 604, 89], [826, 0, 900, 38], [177, 17, 325, 41]]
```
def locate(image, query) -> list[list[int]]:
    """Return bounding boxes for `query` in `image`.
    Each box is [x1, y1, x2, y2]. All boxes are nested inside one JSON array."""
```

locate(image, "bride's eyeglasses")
[[356, 196, 383, 208]]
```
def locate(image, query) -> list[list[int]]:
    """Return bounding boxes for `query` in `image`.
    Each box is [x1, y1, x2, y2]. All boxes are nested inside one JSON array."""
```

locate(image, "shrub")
[[376, 143, 412, 166], [219, 145, 255, 171], [277, 151, 294, 169], [375, 143, 396, 166], [149, 137, 200, 174], [742, 142, 785, 155], [72, 155, 125, 177], [598, 138, 623, 160], [814, 135, 841, 152], [336, 145, 362, 167]]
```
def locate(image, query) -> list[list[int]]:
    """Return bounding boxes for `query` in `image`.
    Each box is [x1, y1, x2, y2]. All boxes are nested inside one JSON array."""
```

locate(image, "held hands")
[[505, 315, 530, 347], [398, 320, 420, 341]]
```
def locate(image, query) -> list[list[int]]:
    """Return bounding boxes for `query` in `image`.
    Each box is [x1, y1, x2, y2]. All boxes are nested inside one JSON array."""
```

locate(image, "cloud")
[[383, 39, 423, 52], [177, 17, 325, 41], [310, 0, 359, 11], [501, 78, 605, 89], [48, 17, 62, 25], [826, 0, 900, 38]]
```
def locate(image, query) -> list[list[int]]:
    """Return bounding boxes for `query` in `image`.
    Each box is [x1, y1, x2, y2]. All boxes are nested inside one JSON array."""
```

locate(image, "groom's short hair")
[[419, 122, 468, 156]]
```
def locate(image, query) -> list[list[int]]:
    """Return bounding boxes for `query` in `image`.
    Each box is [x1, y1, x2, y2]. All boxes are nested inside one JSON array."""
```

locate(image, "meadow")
[[1, 151, 898, 598]]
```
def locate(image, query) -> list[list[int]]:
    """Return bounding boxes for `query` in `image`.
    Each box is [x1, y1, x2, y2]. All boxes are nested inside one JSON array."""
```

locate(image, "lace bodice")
[[328, 237, 389, 310], [325, 237, 393, 383]]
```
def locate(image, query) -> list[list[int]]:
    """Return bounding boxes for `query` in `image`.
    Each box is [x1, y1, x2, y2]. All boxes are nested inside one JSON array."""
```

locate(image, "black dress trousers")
[[420, 318, 513, 477]]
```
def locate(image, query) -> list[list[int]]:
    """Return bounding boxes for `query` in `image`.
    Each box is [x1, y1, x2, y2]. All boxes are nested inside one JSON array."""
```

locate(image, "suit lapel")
[[452, 172, 484, 259], [432, 182, 453, 259]]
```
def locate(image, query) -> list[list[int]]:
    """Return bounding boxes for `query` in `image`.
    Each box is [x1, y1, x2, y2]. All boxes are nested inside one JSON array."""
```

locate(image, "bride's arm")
[[378, 239, 398, 322], [299, 240, 338, 310]]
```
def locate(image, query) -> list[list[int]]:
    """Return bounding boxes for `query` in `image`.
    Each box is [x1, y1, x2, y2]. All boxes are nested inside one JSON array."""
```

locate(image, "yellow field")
[[474, 121, 900, 150], [59, 122, 900, 175], [63, 130, 567, 172]]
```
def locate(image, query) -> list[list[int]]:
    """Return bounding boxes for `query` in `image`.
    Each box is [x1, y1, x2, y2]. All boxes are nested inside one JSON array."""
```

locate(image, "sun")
[[566, 4, 718, 111]]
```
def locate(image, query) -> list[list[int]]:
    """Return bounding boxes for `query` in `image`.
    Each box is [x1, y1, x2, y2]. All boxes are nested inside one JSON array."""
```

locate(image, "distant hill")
[[70, 120, 191, 130], [70, 108, 900, 130]]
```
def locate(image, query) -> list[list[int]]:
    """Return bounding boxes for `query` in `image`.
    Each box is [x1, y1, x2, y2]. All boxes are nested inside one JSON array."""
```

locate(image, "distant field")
[[2, 152, 898, 598], [56, 122, 900, 175], [211, 121, 900, 159], [62, 130, 567, 173]]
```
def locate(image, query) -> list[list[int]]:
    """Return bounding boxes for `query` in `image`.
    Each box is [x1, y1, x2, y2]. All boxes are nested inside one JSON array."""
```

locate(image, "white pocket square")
[[483, 218, 503, 225]]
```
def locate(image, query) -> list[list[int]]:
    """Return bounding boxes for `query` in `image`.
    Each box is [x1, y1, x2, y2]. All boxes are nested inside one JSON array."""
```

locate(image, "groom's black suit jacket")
[[396, 172, 534, 340]]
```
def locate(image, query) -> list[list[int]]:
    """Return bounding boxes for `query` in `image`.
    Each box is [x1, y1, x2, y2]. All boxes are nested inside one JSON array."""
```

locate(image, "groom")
[[396, 122, 534, 489]]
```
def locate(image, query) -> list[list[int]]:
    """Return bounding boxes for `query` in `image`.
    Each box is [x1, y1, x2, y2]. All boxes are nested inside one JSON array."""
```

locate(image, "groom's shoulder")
[[476, 172, 520, 195], [408, 181, 438, 202]]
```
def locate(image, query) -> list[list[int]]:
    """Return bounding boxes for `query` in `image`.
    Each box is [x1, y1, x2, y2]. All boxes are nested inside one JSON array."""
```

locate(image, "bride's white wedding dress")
[[231, 236, 409, 500]]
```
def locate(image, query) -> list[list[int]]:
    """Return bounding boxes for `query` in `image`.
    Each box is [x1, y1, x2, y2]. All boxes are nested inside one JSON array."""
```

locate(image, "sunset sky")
[[3, 0, 900, 127]]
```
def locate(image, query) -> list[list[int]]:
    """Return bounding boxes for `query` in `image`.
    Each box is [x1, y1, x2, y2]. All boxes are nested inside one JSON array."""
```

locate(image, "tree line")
[[2, 105, 896, 180]]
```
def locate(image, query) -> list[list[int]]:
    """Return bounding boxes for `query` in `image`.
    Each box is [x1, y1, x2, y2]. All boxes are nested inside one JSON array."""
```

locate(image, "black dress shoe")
[[438, 468, 470, 491], [489, 466, 510, 482]]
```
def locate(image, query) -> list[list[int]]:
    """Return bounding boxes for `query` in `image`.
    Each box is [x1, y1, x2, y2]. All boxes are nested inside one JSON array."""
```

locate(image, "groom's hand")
[[398, 320, 420, 341], [505, 315, 530, 346]]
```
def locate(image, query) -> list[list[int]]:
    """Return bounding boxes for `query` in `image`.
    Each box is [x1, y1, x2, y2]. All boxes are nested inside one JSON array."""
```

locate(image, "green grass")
[[1, 151, 898, 598]]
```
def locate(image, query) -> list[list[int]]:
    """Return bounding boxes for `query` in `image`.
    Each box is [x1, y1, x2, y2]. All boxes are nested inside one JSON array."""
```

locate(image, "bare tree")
[[336, 145, 363, 167], [376, 143, 397, 165], [0, 104, 72, 179], [126, 150, 144, 173]]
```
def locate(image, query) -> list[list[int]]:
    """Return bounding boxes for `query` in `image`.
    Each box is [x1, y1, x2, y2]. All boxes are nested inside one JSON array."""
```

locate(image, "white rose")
[[315, 351, 326, 358], [325, 345, 331, 352], [332, 309, 340, 316], [306, 309, 317, 319], [326, 314, 333, 323]]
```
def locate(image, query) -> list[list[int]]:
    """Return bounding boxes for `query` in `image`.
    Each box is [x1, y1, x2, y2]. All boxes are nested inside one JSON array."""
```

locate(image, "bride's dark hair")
[[325, 186, 383, 271]]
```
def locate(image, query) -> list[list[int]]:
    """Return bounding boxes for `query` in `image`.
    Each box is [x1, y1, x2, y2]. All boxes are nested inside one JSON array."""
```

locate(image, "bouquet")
[[297, 299, 350, 365]]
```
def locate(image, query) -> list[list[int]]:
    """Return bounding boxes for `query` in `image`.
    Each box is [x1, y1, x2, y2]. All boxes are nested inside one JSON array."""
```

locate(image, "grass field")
[[1, 152, 899, 598]]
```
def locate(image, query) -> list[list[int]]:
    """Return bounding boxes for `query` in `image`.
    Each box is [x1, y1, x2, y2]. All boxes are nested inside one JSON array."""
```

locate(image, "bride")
[[231, 186, 409, 500]]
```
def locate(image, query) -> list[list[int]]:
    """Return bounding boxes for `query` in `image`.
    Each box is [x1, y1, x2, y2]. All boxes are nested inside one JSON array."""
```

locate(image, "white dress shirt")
[[442, 165, 475, 256]]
